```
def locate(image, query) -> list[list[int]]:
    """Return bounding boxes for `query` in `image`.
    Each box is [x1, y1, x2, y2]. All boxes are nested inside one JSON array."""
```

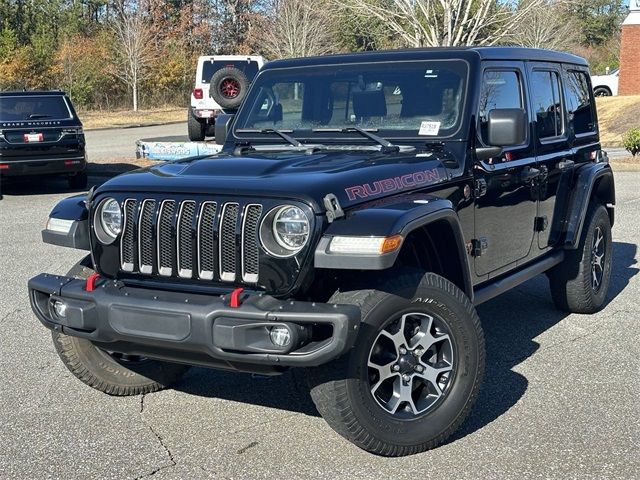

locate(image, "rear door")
[[524, 63, 573, 250], [474, 61, 538, 277]]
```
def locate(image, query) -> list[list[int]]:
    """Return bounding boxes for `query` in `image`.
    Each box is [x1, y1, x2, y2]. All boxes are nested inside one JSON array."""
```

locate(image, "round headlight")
[[260, 205, 310, 257], [94, 198, 122, 244], [273, 206, 309, 250]]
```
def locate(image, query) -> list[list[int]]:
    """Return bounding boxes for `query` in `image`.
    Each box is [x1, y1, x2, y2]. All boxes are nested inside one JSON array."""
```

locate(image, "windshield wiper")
[[236, 128, 302, 147], [312, 127, 400, 153], [28, 114, 51, 119]]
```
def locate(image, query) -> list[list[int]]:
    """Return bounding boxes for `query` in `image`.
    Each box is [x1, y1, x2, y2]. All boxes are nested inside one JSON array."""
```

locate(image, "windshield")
[[234, 60, 468, 139], [0, 95, 73, 122]]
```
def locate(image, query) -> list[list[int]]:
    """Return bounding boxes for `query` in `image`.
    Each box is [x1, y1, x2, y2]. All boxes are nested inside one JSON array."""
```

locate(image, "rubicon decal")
[[345, 168, 441, 201]]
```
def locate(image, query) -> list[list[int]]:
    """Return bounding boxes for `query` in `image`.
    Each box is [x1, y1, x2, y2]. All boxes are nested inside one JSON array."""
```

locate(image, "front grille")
[[119, 198, 263, 283]]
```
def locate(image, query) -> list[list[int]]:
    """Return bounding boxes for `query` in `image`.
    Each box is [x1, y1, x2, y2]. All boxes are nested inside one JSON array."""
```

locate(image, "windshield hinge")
[[323, 194, 344, 223]]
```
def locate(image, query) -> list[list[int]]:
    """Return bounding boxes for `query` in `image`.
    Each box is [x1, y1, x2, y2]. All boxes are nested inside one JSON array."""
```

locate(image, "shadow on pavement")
[[0, 174, 106, 197], [174, 242, 639, 434]]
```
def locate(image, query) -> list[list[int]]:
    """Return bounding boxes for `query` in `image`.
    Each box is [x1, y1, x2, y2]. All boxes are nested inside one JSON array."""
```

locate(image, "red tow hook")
[[230, 287, 245, 308], [85, 273, 100, 292]]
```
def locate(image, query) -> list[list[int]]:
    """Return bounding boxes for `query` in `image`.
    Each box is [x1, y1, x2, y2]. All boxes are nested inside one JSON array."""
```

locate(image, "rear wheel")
[[306, 272, 484, 456], [52, 259, 190, 395], [187, 110, 206, 141], [67, 170, 87, 189], [548, 202, 612, 313], [594, 86, 612, 97]]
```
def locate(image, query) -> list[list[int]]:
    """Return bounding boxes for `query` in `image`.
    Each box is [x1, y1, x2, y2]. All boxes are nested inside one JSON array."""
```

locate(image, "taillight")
[[193, 88, 203, 99]]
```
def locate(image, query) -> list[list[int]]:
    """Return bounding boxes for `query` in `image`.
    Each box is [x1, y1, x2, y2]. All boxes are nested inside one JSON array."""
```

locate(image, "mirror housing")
[[487, 108, 527, 147], [215, 114, 235, 145]]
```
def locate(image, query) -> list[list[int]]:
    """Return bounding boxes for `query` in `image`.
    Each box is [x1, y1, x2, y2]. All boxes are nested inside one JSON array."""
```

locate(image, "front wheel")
[[52, 259, 190, 395], [307, 272, 485, 456]]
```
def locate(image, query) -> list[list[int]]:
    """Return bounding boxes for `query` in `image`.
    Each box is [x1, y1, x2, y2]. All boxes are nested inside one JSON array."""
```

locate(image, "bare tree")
[[111, 3, 155, 111], [513, 0, 580, 50], [338, 0, 549, 47], [263, 0, 334, 59]]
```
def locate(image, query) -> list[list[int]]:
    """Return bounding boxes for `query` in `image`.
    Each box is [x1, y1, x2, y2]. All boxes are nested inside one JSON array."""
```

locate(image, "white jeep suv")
[[591, 69, 619, 97], [189, 55, 266, 141]]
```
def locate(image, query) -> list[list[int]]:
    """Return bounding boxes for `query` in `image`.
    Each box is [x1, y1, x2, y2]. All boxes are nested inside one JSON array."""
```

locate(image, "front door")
[[474, 62, 538, 277]]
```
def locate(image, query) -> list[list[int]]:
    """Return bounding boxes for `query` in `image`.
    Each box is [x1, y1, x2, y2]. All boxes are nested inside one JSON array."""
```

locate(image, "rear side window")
[[478, 70, 523, 146], [530, 71, 563, 139], [0, 96, 72, 122], [565, 71, 595, 135], [201, 61, 260, 84]]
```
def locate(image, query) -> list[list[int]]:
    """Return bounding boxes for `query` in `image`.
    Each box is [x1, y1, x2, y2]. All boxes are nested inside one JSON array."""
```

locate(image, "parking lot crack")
[[0, 307, 21, 324], [134, 423, 176, 479]]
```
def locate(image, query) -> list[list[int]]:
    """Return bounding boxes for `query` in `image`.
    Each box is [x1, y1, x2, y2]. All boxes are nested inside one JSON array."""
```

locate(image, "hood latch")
[[323, 193, 344, 223]]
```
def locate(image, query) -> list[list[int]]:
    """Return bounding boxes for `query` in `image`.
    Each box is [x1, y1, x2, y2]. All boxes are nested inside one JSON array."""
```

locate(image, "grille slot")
[[219, 203, 239, 281], [197, 202, 217, 280], [242, 204, 263, 283], [117, 198, 263, 283], [138, 200, 156, 274], [157, 200, 175, 276], [177, 201, 196, 278], [121, 199, 137, 271]]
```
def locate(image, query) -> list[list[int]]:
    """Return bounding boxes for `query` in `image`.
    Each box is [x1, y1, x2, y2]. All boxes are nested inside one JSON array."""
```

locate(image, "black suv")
[[28, 48, 614, 456], [0, 91, 87, 188]]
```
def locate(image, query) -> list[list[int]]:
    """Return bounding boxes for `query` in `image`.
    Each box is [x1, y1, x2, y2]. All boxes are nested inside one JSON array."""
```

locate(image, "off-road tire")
[[210, 67, 249, 109], [68, 170, 88, 189], [306, 272, 485, 456], [52, 259, 190, 396], [593, 86, 612, 97], [548, 202, 612, 313], [187, 110, 206, 141]]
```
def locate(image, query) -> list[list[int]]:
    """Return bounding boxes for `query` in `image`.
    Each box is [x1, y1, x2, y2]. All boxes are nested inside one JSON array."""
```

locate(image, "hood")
[[95, 149, 451, 212]]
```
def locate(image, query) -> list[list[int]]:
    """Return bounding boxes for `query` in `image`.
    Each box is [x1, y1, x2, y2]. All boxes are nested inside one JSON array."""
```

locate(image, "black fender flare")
[[41, 194, 90, 250], [562, 162, 615, 249], [314, 197, 473, 300]]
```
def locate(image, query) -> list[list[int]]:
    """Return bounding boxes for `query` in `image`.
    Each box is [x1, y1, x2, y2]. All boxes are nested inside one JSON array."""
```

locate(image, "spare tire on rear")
[[210, 66, 249, 109]]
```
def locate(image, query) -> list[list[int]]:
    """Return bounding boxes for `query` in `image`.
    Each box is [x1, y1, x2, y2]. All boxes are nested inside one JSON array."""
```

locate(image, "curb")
[[84, 120, 185, 132]]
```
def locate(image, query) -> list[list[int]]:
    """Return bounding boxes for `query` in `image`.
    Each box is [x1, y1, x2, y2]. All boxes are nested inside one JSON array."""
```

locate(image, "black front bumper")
[[28, 273, 360, 373]]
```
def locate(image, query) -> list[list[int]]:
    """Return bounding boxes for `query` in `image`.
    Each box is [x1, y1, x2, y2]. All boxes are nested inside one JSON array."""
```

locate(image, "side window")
[[565, 70, 596, 135], [530, 71, 563, 139], [478, 70, 523, 146]]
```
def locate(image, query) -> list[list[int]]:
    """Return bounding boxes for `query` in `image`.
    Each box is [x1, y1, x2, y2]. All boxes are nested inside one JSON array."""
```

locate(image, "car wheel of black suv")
[[67, 171, 88, 190], [51, 260, 190, 395], [306, 271, 485, 456], [548, 202, 612, 313], [187, 110, 206, 141]]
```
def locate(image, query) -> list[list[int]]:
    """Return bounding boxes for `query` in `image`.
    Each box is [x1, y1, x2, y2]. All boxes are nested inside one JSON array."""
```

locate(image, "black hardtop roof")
[[0, 90, 67, 97], [262, 46, 588, 70]]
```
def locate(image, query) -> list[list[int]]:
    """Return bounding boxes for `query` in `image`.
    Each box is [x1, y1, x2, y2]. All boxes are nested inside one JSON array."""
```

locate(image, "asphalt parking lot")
[[0, 172, 638, 479]]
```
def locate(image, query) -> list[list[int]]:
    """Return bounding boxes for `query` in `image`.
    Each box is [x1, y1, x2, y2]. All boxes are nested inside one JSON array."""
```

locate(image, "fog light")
[[53, 300, 67, 318], [269, 326, 291, 347]]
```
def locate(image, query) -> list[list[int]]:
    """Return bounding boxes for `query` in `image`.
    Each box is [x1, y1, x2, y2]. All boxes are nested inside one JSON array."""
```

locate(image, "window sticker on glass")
[[424, 69, 438, 78], [419, 121, 441, 136]]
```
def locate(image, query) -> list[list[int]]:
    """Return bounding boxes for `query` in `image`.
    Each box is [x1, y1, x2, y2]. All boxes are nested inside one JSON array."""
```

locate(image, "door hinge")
[[470, 237, 488, 257], [474, 178, 487, 198], [534, 216, 548, 232]]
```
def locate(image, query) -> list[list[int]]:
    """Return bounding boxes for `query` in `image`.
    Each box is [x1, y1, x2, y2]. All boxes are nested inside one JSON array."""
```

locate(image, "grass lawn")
[[78, 107, 185, 130], [596, 96, 640, 147]]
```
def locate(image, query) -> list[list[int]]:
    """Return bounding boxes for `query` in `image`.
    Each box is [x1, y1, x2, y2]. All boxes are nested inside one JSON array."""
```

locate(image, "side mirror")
[[215, 114, 235, 145], [487, 108, 527, 147]]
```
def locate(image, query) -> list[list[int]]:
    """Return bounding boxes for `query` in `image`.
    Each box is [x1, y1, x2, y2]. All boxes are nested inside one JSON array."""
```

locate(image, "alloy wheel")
[[368, 312, 455, 418]]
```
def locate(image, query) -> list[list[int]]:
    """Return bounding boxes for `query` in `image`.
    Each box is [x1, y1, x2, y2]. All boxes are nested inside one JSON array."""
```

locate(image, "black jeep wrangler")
[[29, 47, 614, 456]]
